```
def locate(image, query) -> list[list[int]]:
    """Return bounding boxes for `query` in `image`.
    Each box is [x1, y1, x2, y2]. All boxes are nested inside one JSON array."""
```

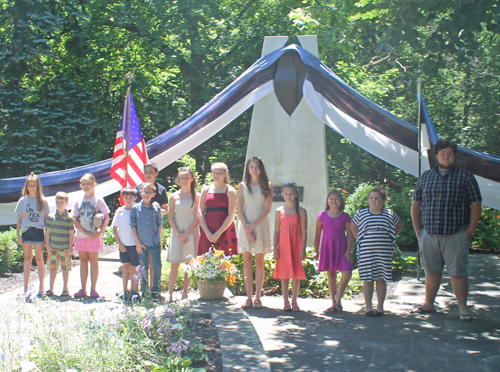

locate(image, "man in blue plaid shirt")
[[411, 139, 482, 322]]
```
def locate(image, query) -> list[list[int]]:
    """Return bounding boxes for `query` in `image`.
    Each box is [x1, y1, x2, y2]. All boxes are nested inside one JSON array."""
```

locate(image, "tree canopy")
[[1, 0, 499, 192]]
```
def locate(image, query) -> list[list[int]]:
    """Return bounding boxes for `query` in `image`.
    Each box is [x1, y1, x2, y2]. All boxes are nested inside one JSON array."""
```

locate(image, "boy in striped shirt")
[[45, 192, 75, 297]]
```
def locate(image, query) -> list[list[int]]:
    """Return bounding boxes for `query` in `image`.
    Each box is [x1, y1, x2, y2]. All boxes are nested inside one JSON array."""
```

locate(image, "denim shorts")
[[22, 227, 44, 244]]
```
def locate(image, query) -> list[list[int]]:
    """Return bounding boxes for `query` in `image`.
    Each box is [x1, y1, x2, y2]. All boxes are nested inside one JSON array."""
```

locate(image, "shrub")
[[0, 228, 24, 275], [473, 206, 500, 252], [102, 226, 116, 245]]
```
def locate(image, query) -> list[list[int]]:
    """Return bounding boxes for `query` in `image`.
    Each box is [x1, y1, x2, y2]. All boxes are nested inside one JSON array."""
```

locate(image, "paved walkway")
[[1, 253, 499, 372], [235, 254, 500, 372]]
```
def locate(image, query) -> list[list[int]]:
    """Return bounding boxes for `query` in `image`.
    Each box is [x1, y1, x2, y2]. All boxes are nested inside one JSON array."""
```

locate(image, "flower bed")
[[0, 297, 208, 371]]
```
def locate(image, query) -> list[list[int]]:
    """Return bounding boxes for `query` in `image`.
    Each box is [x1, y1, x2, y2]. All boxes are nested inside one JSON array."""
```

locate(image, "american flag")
[[110, 88, 148, 201]]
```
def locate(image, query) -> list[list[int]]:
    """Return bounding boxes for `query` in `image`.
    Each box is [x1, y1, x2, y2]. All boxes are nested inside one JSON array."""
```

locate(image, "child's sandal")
[[292, 302, 300, 312], [335, 301, 343, 312], [253, 299, 263, 309], [241, 299, 253, 309], [283, 301, 291, 311]]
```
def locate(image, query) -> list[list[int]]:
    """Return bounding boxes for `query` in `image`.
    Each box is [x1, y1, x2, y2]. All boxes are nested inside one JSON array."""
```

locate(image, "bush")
[[473, 206, 500, 252], [102, 226, 116, 246], [0, 228, 24, 275]]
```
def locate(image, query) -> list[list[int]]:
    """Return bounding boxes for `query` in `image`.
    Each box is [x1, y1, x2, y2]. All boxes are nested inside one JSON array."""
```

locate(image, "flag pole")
[[416, 77, 423, 282], [124, 73, 135, 187]]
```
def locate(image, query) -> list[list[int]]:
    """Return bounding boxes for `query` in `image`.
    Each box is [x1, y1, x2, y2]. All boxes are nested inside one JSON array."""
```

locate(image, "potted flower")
[[188, 247, 237, 300]]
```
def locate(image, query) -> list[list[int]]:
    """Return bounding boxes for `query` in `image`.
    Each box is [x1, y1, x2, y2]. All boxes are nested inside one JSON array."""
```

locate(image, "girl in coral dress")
[[273, 182, 307, 312], [198, 162, 238, 256]]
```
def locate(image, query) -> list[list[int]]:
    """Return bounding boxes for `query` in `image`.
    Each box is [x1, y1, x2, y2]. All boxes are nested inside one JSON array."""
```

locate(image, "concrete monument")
[[245, 35, 328, 245]]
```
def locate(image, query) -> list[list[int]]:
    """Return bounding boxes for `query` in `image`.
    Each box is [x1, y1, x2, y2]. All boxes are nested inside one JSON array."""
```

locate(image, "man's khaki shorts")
[[418, 229, 470, 276]]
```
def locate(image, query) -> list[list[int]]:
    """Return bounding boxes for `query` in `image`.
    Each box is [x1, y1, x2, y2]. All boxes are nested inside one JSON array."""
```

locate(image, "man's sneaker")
[[74, 289, 87, 298]]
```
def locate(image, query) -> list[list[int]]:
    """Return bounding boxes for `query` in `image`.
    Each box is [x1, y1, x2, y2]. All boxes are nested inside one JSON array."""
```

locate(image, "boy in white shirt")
[[112, 187, 140, 301]]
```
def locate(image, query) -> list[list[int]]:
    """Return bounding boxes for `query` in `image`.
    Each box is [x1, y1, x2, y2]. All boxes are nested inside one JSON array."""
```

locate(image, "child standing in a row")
[[15, 173, 50, 296], [45, 192, 74, 297], [131, 182, 164, 300], [73, 173, 110, 298], [198, 162, 238, 256], [112, 187, 140, 301], [238, 157, 273, 309], [314, 190, 353, 313], [167, 167, 200, 301], [351, 188, 403, 317], [273, 182, 307, 312]]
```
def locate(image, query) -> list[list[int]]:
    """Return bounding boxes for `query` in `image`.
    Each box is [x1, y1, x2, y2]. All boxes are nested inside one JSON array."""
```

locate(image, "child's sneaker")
[[129, 291, 141, 303], [74, 289, 87, 298], [90, 289, 100, 298]]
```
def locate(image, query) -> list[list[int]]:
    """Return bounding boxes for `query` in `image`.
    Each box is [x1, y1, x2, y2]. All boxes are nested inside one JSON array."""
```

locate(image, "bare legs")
[[282, 278, 300, 308], [421, 272, 469, 314], [242, 252, 266, 302], [23, 243, 45, 294], [450, 274, 469, 315], [332, 270, 352, 308], [79, 251, 99, 292], [364, 279, 386, 313], [168, 263, 190, 300], [122, 262, 131, 293], [327, 271, 337, 307], [242, 252, 253, 301]]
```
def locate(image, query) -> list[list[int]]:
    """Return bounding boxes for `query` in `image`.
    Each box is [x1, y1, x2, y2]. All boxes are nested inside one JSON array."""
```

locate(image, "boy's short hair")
[[433, 139, 457, 156], [55, 191, 69, 202], [141, 182, 157, 192], [121, 186, 138, 197], [144, 161, 159, 173]]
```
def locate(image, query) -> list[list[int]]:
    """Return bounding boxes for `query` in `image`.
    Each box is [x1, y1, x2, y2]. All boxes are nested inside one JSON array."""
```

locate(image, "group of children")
[[16, 158, 403, 316]]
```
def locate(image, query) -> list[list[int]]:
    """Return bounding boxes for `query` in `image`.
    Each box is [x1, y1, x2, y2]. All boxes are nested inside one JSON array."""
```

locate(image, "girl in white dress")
[[237, 157, 273, 309], [167, 167, 200, 301]]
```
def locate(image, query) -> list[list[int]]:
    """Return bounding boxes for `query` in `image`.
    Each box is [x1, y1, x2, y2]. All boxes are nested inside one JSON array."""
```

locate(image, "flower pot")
[[197, 280, 227, 300]]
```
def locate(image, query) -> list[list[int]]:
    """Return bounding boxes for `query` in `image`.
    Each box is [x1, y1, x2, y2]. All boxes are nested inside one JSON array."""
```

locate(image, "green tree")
[[0, 0, 99, 177]]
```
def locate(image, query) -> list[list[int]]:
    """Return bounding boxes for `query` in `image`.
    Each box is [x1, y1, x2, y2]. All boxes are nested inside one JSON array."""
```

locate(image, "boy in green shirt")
[[45, 192, 75, 297]]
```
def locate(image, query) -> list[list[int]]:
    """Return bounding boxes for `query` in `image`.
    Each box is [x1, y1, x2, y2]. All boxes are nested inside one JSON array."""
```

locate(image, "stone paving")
[[234, 254, 500, 372], [1, 252, 499, 372]]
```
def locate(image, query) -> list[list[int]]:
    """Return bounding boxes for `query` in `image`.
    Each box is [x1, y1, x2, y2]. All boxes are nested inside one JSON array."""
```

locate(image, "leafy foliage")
[[0, 228, 24, 275]]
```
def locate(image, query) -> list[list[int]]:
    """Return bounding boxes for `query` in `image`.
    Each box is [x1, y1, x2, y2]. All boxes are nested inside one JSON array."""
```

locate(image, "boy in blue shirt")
[[130, 182, 164, 300]]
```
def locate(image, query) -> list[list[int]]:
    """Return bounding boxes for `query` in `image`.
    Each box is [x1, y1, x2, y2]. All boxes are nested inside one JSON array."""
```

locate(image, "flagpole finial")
[[125, 73, 135, 86]]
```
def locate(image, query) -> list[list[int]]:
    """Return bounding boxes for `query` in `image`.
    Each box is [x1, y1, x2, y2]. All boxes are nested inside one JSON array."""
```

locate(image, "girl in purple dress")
[[314, 189, 354, 313]]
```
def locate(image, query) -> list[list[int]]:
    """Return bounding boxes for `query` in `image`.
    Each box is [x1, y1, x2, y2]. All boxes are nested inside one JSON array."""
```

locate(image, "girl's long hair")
[[283, 183, 300, 220], [244, 156, 271, 198], [22, 172, 45, 212], [325, 189, 345, 211], [177, 167, 197, 207]]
